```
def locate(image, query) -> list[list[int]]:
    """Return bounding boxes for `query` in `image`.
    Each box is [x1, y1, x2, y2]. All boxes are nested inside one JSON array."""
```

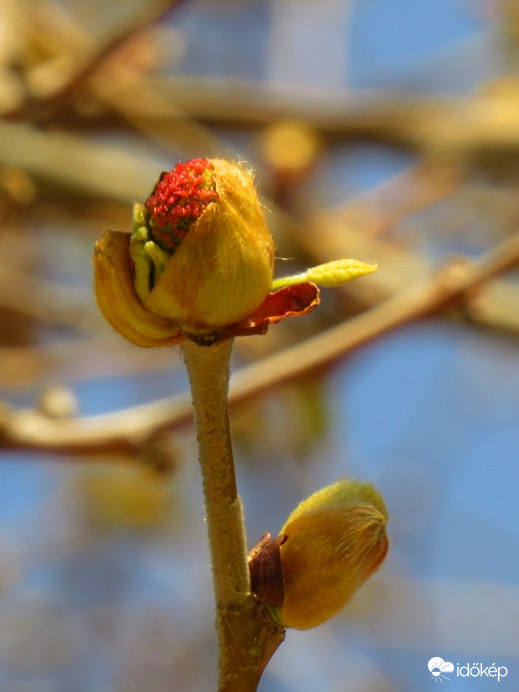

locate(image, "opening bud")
[[132, 158, 275, 336], [94, 158, 276, 345], [93, 158, 378, 347]]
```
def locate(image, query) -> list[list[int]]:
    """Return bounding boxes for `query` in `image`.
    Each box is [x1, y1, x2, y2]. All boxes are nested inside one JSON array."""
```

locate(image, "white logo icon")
[[428, 657, 454, 683]]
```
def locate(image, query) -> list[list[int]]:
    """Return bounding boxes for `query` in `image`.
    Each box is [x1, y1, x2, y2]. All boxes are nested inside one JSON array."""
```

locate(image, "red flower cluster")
[[145, 158, 219, 252]]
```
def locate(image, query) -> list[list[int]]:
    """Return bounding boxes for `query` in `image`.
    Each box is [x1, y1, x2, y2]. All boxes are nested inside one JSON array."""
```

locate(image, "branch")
[[89, 75, 519, 159], [4, 0, 188, 121], [0, 266, 92, 326], [182, 339, 284, 691], [3, 232, 519, 457]]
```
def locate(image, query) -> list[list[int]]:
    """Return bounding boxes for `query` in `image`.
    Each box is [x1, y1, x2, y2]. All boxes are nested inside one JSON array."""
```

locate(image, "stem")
[[183, 338, 248, 602], [182, 338, 284, 692]]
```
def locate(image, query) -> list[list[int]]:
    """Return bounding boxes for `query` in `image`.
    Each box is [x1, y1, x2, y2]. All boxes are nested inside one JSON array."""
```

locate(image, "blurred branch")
[[467, 279, 519, 333], [3, 0, 188, 121], [2, 0, 518, 172], [113, 76, 519, 159], [0, 120, 161, 202], [7, 18, 519, 163], [0, 265, 92, 326], [92, 77, 223, 158], [0, 337, 181, 389], [3, 231, 519, 458], [273, 158, 519, 336]]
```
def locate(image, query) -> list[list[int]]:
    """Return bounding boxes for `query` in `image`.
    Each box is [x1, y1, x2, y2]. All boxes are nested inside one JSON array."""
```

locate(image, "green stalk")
[[182, 338, 284, 691]]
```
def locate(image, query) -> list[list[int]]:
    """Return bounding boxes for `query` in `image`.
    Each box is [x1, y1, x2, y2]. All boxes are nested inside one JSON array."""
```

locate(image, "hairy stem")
[[183, 338, 249, 602], [182, 338, 284, 691]]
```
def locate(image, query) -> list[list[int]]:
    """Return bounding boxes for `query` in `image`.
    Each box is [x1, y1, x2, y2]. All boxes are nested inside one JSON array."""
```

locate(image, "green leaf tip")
[[272, 259, 377, 290]]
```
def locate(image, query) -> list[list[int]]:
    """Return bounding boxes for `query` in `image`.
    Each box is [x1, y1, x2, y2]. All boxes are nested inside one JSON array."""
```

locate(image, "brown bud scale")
[[248, 532, 286, 608]]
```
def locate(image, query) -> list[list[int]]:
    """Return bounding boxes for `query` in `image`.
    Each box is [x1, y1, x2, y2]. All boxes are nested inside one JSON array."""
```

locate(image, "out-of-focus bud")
[[258, 120, 322, 209], [37, 386, 79, 419], [249, 479, 388, 630], [94, 158, 275, 344]]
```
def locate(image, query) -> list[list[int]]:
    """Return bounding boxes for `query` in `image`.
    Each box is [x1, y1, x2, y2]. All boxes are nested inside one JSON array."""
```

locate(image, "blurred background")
[[0, 0, 518, 690]]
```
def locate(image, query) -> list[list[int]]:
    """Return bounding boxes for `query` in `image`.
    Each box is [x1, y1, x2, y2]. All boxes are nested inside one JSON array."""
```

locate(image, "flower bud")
[[94, 158, 378, 347], [132, 158, 275, 336], [249, 479, 388, 630], [94, 158, 275, 344]]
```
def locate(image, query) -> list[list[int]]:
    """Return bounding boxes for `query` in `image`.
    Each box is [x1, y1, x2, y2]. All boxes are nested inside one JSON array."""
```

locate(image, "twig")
[[182, 339, 284, 691], [0, 337, 181, 390], [4, 0, 188, 121], [2, 232, 519, 457], [0, 266, 92, 326], [0, 120, 162, 202], [92, 76, 223, 159], [103, 76, 519, 158]]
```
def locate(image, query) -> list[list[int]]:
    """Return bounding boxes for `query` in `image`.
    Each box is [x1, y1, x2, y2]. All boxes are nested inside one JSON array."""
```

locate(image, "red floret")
[[145, 158, 219, 252]]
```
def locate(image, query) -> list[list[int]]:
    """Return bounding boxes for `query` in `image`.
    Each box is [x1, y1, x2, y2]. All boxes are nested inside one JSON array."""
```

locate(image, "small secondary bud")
[[249, 479, 389, 630]]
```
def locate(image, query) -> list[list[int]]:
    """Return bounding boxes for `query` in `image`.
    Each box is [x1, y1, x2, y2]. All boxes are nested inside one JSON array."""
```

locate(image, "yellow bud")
[[250, 479, 389, 630], [94, 158, 275, 345], [279, 479, 388, 629], [137, 158, 275, 336]]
